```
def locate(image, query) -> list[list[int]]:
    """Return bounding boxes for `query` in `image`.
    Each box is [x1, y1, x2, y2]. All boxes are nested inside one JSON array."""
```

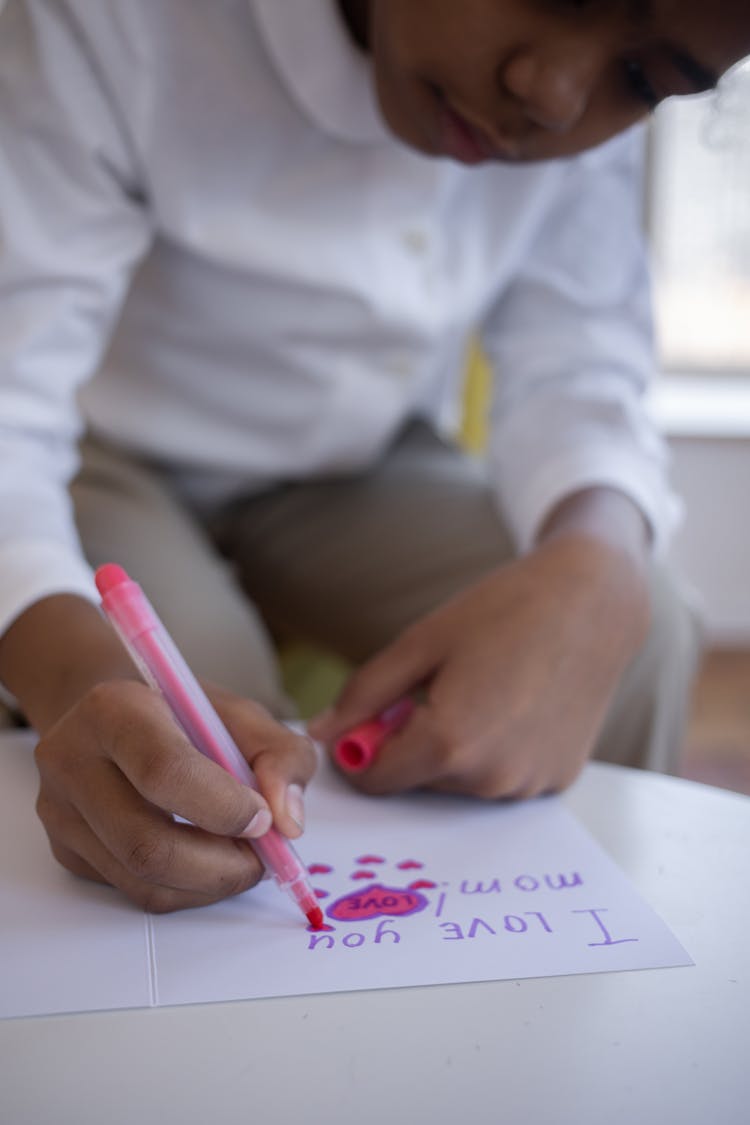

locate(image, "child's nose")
[[501, 45, 598, 133]]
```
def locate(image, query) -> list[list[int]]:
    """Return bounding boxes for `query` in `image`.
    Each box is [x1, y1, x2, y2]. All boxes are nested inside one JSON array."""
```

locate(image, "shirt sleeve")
[[479, 126, 681, 555], [0, 0, 153, 638]]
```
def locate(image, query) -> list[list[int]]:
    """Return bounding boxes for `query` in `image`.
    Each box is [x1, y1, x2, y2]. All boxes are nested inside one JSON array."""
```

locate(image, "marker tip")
[[306, 905, 325, 930]]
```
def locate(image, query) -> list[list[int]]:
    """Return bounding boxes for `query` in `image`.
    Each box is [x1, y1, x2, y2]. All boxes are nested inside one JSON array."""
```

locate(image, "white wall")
[[653, 379, 750, 644], [668, 437, 750, 643]]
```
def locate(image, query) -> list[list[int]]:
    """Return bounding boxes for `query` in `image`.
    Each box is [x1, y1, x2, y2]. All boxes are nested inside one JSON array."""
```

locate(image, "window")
[[649, 61, 750, 376]]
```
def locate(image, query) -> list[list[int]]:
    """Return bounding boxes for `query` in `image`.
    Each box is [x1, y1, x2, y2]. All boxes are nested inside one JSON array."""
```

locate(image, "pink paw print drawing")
[[307, 852, 437, 927]]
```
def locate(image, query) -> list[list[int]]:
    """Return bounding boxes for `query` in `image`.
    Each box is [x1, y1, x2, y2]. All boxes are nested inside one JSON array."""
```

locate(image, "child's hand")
[[310, 491, 651, 800], [34, 679, 316, 912]]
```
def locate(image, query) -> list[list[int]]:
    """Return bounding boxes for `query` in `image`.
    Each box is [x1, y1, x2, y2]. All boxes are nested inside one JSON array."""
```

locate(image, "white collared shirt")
[[0, 0, 679, 639]]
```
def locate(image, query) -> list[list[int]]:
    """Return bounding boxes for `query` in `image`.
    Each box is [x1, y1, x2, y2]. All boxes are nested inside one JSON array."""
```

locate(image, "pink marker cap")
[[94, 563, 154, 643], [94, 562, 130, 597], [334, 697, 415, 773]]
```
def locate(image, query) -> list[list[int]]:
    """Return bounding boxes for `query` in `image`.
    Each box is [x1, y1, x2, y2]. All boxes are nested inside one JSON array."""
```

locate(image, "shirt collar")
[[250, 0, 391, 144]]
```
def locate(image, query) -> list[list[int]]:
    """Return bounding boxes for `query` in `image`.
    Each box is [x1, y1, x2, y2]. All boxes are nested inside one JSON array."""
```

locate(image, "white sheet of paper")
[[0, 735, 152, 1018], [0, 734, 692, 1020]]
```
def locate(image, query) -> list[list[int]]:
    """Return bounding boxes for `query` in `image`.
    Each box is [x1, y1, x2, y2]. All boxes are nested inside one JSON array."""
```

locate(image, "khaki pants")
[[71, 423, 701, 775]]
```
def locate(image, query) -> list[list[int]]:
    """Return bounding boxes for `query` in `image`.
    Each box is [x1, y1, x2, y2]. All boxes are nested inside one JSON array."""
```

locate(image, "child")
[[0, 0, 745, 913]]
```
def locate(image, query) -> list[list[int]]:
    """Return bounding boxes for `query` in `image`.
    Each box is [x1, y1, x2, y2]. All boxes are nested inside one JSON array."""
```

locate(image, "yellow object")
[[458, 342, 491, 454]]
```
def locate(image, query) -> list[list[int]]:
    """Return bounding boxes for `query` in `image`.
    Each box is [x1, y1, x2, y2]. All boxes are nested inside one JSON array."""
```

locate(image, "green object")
[[279, 642, 350, 720]]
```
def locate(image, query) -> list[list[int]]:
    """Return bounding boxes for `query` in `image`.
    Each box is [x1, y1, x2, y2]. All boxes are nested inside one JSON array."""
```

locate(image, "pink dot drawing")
[[351, 870, 376, 880], [308, 863, 333, 875], [396, 860, 423, 870], [314, 889, 330, 899], [356, 855, 385, 865], [326, 883, 429, 923], [308, 921, 335, 933], [408, 879, 436, 890]]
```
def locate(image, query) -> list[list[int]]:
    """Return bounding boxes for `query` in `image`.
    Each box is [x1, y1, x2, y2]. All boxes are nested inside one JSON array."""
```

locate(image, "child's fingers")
[[40, 784, 265, 911], [61, 827, 255, 913], [35, 679, 322, 911], [248, 730, 319, 839], [340, 702, 539, 800], [91, 683, 273, 838], [47, 837, 110, 887], [309, 629, 436, 745], [340, 703, 449, 796]]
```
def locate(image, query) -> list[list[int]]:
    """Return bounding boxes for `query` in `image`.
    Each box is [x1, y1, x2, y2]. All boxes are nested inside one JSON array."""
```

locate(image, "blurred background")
[[642, 64, 750, 792]]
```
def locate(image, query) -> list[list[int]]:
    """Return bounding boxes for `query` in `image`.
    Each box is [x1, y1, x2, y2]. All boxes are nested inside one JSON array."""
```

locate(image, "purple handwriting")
[[307, 907, 639, 951], [309, 918, 400, 951], [304, 863, 640, 954], [439, 911, 553, 939], [572, 907, 639, 947], [459, 872, 582, 894]]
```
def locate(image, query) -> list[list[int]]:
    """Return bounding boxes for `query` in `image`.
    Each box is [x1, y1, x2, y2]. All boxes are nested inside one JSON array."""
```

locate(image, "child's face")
[[342, 0, 750, 162]]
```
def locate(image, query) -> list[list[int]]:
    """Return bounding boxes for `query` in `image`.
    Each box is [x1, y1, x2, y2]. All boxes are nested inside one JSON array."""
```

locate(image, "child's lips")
[[437, 96, 520, 164]]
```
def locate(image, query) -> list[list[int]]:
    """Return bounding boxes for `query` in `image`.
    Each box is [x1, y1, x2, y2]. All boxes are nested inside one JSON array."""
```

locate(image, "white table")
[[1, 731, 748, 1125]]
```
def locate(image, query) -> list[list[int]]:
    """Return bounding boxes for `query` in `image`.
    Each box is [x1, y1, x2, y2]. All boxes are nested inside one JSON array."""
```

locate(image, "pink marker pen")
[[95, 563, 323, 930], [334, 697, 415, 773]]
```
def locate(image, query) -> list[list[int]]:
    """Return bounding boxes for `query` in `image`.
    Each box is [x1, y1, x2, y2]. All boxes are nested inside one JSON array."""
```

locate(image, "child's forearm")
[[538, 486, 650, 572], [536, 485, 652, 643], [0, 594, 138, 734]]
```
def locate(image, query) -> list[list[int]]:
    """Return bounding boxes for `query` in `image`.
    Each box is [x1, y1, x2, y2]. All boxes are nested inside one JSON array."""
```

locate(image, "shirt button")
[[402, 229, 430, 255]]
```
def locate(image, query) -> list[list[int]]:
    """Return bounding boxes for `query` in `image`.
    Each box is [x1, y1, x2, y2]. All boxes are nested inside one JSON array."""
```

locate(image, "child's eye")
[[624, 59, 659, 109]]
